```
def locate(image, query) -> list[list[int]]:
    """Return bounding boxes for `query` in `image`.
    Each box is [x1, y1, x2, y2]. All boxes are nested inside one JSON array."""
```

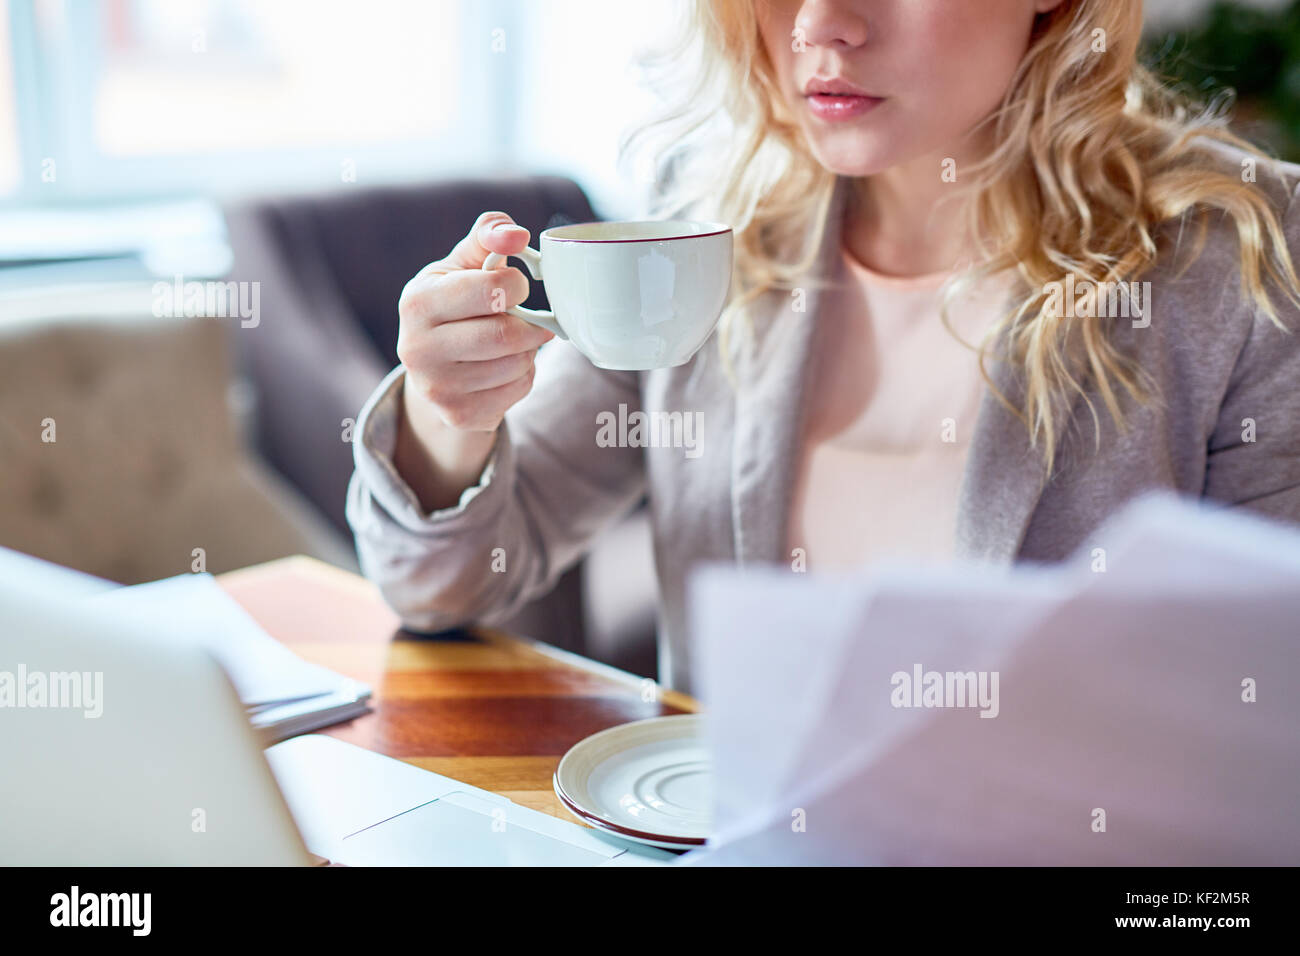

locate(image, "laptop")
[[0, 547, 671, 866]]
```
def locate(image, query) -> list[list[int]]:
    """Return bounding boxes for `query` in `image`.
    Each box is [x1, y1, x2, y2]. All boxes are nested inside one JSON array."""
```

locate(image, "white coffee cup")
[[482, 220, 733, 370]]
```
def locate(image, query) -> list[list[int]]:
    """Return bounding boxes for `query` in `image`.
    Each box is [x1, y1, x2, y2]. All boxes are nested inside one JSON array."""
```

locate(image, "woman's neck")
[[843, 145, 981, 278]]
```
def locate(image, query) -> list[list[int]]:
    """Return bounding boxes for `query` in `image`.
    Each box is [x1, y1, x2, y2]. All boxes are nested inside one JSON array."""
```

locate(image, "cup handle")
[[482, 247, 567, 340]]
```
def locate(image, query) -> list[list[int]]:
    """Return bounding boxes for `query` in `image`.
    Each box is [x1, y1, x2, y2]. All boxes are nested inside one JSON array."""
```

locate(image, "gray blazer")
[[347, 149, 1300, 695]]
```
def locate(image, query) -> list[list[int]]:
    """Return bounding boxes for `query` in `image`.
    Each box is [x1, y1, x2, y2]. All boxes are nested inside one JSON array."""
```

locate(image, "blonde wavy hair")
[[625, 0, 1300, 470]]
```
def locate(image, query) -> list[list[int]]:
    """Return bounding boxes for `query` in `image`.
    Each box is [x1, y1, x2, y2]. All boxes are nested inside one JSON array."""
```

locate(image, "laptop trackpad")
[[339, 792, 616, 866]]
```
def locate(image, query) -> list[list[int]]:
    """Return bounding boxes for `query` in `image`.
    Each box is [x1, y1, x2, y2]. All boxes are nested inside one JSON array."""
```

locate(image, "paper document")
[[682, 493, 1300, 865], [92, 573, 371, 739]]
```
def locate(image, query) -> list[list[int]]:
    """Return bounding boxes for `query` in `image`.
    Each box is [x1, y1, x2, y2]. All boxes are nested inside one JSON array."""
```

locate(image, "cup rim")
[[540, 220, 732, 244]]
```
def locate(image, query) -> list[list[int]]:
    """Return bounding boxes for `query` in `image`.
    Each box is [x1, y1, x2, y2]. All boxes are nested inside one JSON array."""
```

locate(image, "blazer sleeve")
[[345, 341, 647, 631], [1203, 177, 1300, 525]]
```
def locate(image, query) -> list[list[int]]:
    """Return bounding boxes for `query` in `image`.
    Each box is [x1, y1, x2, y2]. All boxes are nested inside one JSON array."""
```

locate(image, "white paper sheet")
[[92, 573, 353, 707], [681, 493, 1300, 865], [266, 735, 673, 866]]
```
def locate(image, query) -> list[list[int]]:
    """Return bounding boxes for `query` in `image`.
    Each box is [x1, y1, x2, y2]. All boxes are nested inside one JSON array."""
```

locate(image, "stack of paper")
[[94, 574, 371, 742], [683, 493, 1300, 865]]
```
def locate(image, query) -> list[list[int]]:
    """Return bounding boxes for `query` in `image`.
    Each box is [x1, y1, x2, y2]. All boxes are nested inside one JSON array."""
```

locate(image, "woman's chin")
[[804, 134, 909, 179]]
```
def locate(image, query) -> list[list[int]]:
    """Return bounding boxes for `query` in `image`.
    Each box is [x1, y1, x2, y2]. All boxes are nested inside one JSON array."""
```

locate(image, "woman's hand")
[[391, 212, 555, 513]]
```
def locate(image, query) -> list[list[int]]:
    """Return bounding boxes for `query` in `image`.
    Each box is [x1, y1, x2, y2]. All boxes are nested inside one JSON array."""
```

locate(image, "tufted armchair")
[[0, 291, 355, 584]]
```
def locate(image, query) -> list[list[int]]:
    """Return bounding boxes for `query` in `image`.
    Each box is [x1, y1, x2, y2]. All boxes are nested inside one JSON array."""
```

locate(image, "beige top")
[[788, 248, 1007, 569]]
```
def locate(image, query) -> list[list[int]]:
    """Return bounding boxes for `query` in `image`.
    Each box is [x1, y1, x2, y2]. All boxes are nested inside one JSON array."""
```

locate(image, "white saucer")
[[554, 714, 710, 849]]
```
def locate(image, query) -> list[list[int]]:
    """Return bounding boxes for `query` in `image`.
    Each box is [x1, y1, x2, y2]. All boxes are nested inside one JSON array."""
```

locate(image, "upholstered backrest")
[[0, 306, 352, 583]]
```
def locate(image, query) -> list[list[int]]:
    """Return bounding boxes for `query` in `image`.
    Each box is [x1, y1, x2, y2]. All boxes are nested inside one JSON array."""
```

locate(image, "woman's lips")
[[805, 93, 884, 122]]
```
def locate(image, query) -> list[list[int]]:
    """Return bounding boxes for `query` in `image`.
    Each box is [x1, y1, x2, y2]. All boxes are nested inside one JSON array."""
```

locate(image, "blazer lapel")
[[730, 178, 849, 565], [953, 361, 1051, 562]]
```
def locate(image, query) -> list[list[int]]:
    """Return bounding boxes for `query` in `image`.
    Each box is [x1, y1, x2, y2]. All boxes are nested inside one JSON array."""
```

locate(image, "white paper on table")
[[0, 545, 117, 596], [681, 492, 1300, 865], [91, 573, 353, 708]]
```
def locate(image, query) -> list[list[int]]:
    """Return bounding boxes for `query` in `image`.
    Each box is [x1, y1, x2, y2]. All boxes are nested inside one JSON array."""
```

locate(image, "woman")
[[346, 0, 1300, 694]]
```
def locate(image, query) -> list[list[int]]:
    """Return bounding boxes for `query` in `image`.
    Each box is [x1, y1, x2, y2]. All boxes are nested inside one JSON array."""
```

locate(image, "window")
[[4, 0, 512, 203], [1, 0, 680, 217], [92, 0, 462, 156]]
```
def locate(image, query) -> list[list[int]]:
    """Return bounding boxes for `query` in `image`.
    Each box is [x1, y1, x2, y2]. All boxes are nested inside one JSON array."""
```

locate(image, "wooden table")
[[218, 556, 696, 823]]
